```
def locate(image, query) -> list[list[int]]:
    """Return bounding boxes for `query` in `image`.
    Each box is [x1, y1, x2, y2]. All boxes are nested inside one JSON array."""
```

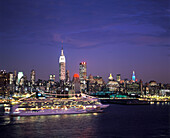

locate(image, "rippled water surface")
[[0, 104, 170, 138]]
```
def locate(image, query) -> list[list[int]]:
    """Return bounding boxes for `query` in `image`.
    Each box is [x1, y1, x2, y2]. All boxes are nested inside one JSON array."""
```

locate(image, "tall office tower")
[[116, 74, 121, 82], [79, 62, 87, 82], [108, 73, 113, 81], [17, 72, 24, 85], [8, 72, 14, 85], [79, 62, 87, 92], [13, 70, 17, 85], [73, 74, 80, 93], [49, 74, 55, 81], [30, 70, 36, 85], [139, 79, 143, 95], [66, 70, 70, 82], [59, 45, 66, 81], [132, 71, 136, 82]]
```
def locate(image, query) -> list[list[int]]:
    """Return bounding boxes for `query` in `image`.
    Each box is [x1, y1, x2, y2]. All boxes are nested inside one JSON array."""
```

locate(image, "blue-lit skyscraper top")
[[132, 71, 135, 82]]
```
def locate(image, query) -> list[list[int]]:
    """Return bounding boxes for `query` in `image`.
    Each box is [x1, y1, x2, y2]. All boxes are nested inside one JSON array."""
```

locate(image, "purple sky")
[[0, 0, 170, 83]]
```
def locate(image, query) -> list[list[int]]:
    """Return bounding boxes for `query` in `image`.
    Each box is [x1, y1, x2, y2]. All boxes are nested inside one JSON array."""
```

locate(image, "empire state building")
[[59, 45, 66, 81]]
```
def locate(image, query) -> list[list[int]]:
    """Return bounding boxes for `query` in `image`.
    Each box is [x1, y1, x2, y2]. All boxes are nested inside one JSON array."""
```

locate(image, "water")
[[0, 104, 169, 138]]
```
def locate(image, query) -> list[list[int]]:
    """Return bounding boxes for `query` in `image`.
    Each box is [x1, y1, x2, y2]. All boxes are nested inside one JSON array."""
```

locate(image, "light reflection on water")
[[0, 104, 170, 137]]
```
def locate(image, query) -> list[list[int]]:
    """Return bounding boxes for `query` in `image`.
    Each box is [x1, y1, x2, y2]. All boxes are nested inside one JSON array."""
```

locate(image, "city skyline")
[[1, 0, 169, 83]]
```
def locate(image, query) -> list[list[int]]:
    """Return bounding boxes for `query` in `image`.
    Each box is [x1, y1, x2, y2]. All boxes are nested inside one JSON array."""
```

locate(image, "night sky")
[[0, 0, 170, 83]]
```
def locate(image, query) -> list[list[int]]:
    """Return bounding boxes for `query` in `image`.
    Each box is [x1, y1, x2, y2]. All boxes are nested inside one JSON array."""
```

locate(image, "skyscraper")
[[79, 62, 87, 83], [79, 62, 87, 92], [66, 70, 70, 82], [132, 71, 136, 82], [59, 44, 66, 82], [49, 74, 55, 82], [73, 74, 80, 93], [30, 70, 35, 85], [18, 72, 24, 85], [9, 72, 14, 85], [116, 74, 121, 82]]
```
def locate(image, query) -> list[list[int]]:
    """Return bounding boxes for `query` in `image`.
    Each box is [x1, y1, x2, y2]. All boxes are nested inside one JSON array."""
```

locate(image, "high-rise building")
[[9, 72, 14, 85], [116, 74, 121, 82], [18, 72, 24, 85], [59, 45, 66, 81], [66, 70, 70, 82], [79, 62, 87, 92], [79, 62, 87, 83], [30, 70, 35, 85], [49, 74, 55, 81], [0, 70, 8, 97], [72, 74, 80, 93], [14, 70, 17, 83], [132, 71, 136, 82]]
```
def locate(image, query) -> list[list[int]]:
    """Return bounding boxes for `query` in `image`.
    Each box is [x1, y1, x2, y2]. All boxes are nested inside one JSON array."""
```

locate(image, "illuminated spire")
[[132, 71, 135, 82], [108, 73, 113, 81], [59, 40, 66, 81], [61, 41, 64, 56]]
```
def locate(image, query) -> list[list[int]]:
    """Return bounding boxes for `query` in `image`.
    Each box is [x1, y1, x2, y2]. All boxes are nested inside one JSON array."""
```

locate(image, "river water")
[[0, 104, 169, 138]]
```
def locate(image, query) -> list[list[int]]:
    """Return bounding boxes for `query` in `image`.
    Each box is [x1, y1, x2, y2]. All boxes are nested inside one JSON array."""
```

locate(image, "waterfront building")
[[93, 76, 105, 92], [149, 80, 159, 95], [139, 79, 144, 95], [126, 82, 140, 94], [30, 70, 35, 85], [59, 44, 66, 82], [86, 75, 105, 93], [0, 70, 8, 97], [87, 74, 95, 92], [107, 78, 119, 92]]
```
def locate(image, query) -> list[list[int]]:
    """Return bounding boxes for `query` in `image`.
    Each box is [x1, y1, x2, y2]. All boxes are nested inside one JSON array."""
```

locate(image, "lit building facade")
[[17, 72, 24, 85], [79, 62, 87, 92], [59, 46, 66, 81], [116, 74, 121, 82], [9, 72, 14, 85], [30, 70, 35, 85], [49, 74, 55, 82], [66, 70, 70, 82], [72, 74, 80, 93], [79, 62, 87, 82], [49, 74, 55, 85]]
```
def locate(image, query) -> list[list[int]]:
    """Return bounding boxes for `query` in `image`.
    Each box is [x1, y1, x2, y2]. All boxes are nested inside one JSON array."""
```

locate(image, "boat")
[[8, 94, 109, 116]]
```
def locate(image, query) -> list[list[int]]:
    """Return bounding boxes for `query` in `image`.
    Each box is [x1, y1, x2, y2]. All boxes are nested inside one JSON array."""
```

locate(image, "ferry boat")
[[8, 94, 109, 116]]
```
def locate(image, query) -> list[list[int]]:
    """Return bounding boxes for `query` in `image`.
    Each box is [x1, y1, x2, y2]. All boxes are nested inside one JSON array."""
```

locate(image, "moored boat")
[[8, 94, 109, 116]]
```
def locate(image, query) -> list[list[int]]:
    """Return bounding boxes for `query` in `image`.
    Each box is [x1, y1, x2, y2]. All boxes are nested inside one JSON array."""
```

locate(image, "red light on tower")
[[73, 73, 79, 78], [81, 62, 86, 65]]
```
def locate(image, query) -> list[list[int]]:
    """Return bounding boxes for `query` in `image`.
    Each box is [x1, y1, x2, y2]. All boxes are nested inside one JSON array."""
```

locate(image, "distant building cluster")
[[0, 45, 170, 99]]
